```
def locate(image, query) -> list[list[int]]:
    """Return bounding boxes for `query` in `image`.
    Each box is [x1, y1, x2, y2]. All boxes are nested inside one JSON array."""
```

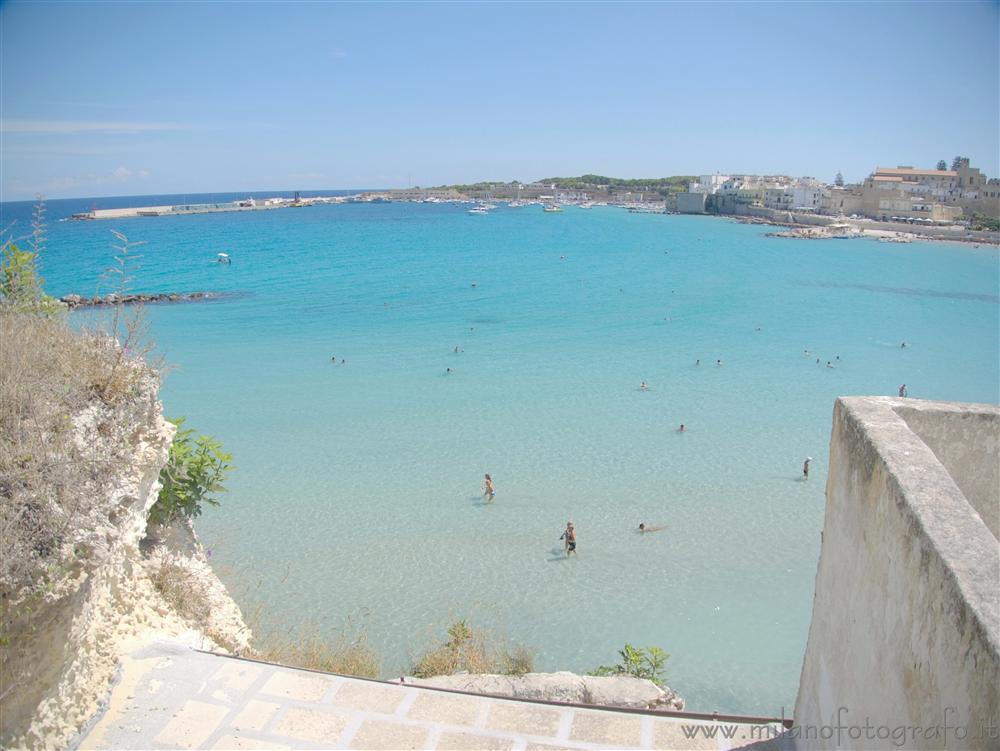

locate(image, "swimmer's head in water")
[[639, 523, 645, 530]]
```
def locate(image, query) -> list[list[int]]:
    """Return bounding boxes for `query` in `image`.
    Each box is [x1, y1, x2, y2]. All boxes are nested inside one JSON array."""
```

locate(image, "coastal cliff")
[[0, 313, 250, 750]]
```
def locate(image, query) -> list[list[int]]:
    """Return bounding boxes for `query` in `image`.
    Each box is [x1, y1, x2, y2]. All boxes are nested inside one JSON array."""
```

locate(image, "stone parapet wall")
[[793, 397, 999, 750]]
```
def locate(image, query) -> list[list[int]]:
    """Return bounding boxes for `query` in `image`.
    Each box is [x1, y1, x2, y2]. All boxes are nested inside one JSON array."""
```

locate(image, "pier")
[[71, 195, 355, 221]]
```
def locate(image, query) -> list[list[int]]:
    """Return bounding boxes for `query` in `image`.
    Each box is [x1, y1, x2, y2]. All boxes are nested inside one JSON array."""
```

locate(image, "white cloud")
[[0, 119, 197, 135], [5, 166, 153, 198]]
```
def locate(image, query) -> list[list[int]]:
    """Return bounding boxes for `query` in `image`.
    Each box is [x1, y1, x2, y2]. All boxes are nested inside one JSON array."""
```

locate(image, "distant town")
[[71, 158, 999, 243]]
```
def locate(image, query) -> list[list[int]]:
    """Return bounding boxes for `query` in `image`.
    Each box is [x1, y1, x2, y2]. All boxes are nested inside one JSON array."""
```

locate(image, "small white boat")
[[216, 252, 232, 264], [468, 207, 489, 215], [543, 204, 563, 213]]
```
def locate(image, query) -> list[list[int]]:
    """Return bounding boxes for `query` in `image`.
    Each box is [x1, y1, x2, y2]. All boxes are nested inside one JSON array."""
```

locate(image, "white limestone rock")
[[406, 671, 685, 711]]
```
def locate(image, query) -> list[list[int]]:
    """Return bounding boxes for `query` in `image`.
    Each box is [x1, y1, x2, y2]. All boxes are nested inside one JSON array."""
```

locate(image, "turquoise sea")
[[4, 196, 998, 716]]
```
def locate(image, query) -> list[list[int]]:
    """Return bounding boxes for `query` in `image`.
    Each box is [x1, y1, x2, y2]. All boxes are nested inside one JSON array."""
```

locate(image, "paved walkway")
[[76, 641, 787, 750]]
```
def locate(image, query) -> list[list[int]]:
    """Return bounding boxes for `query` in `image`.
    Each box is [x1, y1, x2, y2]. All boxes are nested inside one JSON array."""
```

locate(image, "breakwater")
[[60, 292, 220, 308], [71, 195, 355, 221]]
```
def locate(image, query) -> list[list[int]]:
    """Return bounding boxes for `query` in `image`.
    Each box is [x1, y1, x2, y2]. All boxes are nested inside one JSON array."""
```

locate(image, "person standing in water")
[[560, 522, 577, 555], [483, 474, 495, 501], [899, 384, 908, 397], [803, 457, 812, 479]]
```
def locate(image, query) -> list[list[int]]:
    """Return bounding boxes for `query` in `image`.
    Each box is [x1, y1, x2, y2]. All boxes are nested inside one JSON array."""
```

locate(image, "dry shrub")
[[254, 617, 379, 679], [148, 558, 213, 625], [411, 619, 534, 678], [499, 643, 535, 677]]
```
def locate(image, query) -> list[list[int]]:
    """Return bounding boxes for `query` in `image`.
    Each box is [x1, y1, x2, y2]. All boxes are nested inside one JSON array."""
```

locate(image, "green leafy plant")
[[149, 418, 233, 525], [589, 643, 670, 686]]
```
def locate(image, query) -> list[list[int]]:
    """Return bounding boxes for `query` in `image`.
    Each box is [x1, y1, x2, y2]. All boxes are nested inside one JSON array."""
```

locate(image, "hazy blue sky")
[[2, 1, 997, 199]]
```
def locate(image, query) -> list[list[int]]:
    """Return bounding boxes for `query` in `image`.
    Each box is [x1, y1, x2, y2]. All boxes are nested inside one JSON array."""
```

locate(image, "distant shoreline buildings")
[[677, 159, 999, 223], [69, 161, 998, 236]]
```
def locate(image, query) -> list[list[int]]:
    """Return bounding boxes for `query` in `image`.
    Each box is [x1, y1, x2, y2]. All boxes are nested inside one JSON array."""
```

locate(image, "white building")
[[787, 185, 825, 211], [688, 174, 730, 194]]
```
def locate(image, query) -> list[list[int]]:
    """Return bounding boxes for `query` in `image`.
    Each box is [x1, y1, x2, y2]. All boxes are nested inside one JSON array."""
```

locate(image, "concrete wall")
[[793, 397, 999, 750]]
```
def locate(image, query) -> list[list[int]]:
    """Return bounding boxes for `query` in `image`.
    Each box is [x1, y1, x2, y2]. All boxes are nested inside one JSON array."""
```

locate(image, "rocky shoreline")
[[732, 212, 998, 246], [59, 291, 221, 308]]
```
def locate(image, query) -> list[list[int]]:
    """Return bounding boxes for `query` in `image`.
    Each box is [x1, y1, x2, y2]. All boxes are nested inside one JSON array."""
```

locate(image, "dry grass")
[[411, 619, 534, 678], [148, 558, 213, 625], [253, 617, 380, 679]]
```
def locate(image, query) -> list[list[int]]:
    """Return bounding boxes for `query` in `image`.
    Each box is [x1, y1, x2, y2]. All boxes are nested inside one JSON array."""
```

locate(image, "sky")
[[1, 0, 998, 199]]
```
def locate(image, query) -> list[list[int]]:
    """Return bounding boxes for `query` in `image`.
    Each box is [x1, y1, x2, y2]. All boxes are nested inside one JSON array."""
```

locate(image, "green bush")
[[589, 643, 669, 686], [970, 213, 1000, 232], [0, 241, 61, 315], [149, 418, 233, 525]]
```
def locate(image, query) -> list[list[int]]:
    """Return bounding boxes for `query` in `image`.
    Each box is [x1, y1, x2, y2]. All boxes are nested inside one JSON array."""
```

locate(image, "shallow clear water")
[[12, 198, 999, 716]]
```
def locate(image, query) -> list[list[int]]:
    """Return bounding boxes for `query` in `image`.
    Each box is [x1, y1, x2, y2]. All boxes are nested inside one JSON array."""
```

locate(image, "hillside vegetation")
[[539, 174, 694, 196], [439, 174, 694, 197]]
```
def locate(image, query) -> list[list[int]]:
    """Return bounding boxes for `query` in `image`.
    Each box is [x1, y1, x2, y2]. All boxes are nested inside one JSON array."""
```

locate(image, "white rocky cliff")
[[0, 367, 251, 751]]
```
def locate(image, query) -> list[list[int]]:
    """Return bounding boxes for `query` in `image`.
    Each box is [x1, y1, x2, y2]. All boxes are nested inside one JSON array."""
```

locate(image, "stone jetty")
[[59, 292, 219, 308]]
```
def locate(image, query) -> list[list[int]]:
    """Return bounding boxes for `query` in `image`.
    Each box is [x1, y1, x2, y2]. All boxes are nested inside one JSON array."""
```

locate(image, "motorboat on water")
[[216, 252, 232, 264], [543, 204, 563, 213]]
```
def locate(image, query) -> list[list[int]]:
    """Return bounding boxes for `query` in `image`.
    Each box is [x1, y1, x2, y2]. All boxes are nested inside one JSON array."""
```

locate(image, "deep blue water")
[[5, 196, 997, 715]]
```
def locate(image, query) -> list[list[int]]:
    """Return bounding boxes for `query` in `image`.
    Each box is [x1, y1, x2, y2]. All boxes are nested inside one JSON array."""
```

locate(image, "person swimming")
[[640, 381, 649, 391], [678, 424, 685, 433], [639, 523, 664, 533]]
